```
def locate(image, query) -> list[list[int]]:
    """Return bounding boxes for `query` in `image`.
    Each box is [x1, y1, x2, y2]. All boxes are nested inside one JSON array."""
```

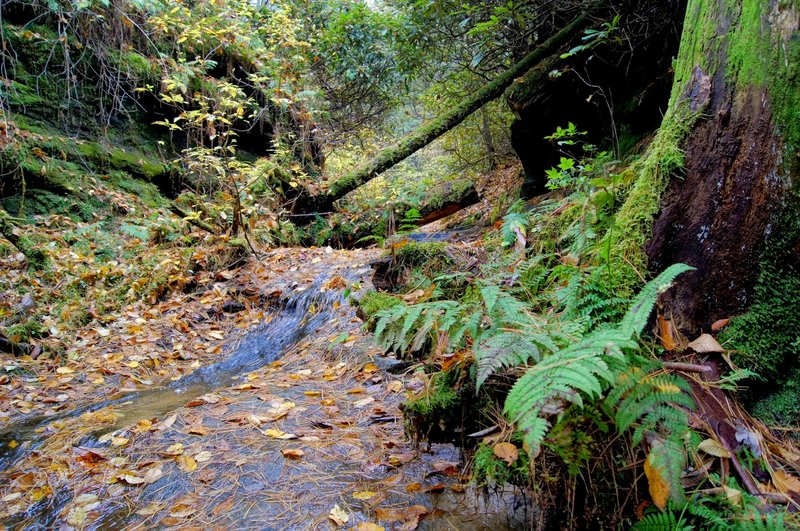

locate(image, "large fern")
[[504, 264, 693, 456]]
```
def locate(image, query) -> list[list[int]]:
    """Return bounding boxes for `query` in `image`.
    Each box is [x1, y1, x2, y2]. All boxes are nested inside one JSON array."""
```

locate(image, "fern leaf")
[[620, 263, 694, 337]]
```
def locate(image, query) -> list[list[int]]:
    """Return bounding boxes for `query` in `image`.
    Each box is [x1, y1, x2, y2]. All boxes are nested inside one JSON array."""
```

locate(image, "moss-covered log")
[[318, 14, 589, 206]]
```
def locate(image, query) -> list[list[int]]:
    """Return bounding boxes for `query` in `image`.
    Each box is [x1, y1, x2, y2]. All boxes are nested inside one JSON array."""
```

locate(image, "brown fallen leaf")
[[356, 523, 385, 531], [169, 503, 196, 518], [493, 442, 519, 465], [773, 470, 800, 495], [688, 334, 724, 353], [281, 448, 304, 459], [405, 483, 422, 493], [711, 318, 731, 331]]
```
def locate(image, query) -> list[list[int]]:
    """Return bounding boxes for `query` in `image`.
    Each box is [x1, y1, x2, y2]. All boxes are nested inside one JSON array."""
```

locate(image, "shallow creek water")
[[0, 251, 532, 529]]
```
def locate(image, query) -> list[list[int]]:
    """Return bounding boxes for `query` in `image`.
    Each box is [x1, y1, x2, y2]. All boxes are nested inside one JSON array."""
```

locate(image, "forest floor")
[[0, 164, 529, 528]]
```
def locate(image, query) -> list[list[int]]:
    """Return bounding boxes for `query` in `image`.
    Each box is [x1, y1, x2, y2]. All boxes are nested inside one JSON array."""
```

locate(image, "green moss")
[[720, 208, 800, 395], [472, 438, 531, 487], [401, 370, 462, 440], [356, 291, 403, 319], [4, 319, 45, 343], [751, 369, 800, 427], [598, 110, 696, 295]]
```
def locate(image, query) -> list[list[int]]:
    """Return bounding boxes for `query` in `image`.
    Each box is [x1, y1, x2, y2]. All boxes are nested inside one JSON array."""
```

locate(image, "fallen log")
[[299, 14, 589, 214]]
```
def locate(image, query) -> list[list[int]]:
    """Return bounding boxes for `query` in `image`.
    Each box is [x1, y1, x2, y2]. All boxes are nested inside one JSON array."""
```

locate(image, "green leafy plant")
[[503, 263, 694, 456]]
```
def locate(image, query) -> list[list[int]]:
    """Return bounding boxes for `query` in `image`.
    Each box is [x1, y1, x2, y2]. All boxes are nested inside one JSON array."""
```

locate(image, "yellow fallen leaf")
[[165, 443, 184, 456], [356, 523, 385, 531], [56, 367, 75, 374], [698, 438, 731, 458], [353, 490, 377, 500], [362, 363, 379, 373], [723, 485, 742, 507], [262, 428, 297, 439], [111, 436, 129, 447], [329, 504, 349, 526], [176, 454, 197, 472], [644, 452, 670, 510]]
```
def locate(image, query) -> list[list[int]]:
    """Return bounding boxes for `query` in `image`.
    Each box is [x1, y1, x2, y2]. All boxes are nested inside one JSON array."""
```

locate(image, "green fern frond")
[[632, 509, 692, 531], [620, 263, 694, 337]]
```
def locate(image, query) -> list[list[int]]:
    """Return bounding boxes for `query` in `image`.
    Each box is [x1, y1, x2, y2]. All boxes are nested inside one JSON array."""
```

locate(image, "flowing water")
[[0, 255, 532, 530]]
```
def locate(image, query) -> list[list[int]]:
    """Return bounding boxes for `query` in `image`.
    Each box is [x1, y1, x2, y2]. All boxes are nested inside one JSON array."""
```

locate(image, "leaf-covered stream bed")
[[0, 247, 529, 529]]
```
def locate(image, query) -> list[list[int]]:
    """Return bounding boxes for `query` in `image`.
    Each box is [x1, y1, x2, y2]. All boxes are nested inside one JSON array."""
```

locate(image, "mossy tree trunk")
[[299, 14, 589, 214], [639, 0, 799, 332]]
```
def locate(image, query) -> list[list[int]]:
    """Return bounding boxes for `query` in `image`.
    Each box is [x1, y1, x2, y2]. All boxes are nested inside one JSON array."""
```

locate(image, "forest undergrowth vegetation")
[[363, 123, 799, 528], [2, 0, 800, 529]]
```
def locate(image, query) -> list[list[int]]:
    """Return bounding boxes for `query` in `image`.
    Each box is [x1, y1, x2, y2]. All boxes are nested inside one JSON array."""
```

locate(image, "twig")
[[663, 361, 713, 373]]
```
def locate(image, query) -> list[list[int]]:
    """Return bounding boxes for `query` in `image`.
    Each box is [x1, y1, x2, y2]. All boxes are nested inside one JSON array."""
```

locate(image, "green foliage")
[[472, 438, 531, 486], [635, 498, 785, 531], [503, 264, 694, 456]]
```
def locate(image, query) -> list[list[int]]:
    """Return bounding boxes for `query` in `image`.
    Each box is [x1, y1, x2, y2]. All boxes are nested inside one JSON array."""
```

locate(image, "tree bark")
[[642, 0, 799, 332], [313, 14, 589, 209]]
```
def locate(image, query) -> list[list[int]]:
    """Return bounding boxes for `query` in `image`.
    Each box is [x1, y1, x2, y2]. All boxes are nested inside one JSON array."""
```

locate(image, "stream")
[[0, 249, 531, 530]]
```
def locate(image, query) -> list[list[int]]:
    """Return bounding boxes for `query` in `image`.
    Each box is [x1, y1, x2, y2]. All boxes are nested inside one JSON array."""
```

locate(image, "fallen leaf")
[[698, 438, 731, 458], [353, 396, 375, 408], [405, 483, 422, 493], [329, 504, 349, 526], [262, 428, 298, 439], [176, 454, 197, 472], [165, 443, 184, 456], [353, 490, 377, 500], [688, 334, 724, 353], [723, 485, 742, 507], [421, 484, 445, 493], [169, 503, 195, 518], [356, 523, 385, 531], [281, 448, 304, 459], [362, 363, 379, 373], [117, 472, 146, 485], [711, 318, 731, 331], [644, 452, 670, 510], [773, 470, 800, 495], [194, 451, 213, 463], [56, 366, 75, 374], [493, 442, 519, 465], [136, 502, 164, 516], [111, 436, 129, 447]]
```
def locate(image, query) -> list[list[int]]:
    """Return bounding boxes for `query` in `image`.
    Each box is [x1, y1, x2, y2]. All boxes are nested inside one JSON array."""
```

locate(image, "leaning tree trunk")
[[636, 0, 799, 333], [298, 14, 590, 214]]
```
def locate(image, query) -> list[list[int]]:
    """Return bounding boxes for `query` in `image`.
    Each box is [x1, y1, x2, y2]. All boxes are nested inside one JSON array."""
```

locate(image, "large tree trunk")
[[300, 14, 589, 213], [641, 0, 799, 333]]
